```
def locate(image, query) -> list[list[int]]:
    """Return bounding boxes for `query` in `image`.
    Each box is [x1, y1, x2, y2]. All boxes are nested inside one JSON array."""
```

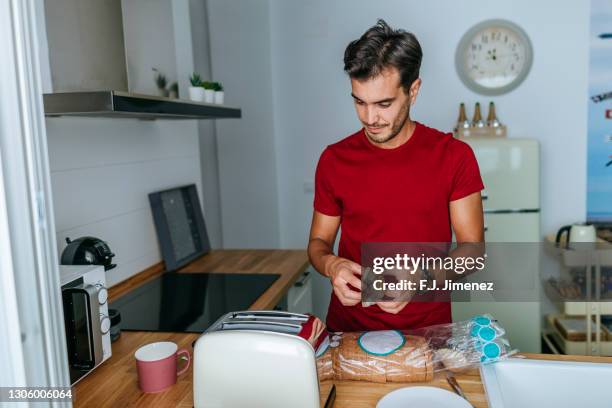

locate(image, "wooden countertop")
[[72, 249, 309, 407], [72, 249, 612, 407], [73, 328, 612, 408], [324, 353, 612, 408]]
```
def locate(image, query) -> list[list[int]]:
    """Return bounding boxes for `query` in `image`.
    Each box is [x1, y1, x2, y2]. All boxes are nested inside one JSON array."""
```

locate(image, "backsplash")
[[46, 117, 202, 286]]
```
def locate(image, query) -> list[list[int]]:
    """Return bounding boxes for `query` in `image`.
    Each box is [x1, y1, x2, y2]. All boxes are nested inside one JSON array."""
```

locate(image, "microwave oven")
[[60, 265, 112, 385]]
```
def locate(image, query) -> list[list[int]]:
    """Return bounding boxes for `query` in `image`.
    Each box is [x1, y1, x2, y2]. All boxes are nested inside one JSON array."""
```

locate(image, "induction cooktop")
[[110, 273, 280, 332]]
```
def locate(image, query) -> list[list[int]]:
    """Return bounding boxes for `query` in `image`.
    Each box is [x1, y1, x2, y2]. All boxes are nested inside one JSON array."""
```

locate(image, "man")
[[307, 20, 485, 332]]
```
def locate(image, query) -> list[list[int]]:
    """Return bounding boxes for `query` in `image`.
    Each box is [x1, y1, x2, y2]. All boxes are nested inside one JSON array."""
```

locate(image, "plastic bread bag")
[[315, 314, 517, 382], [315, 330, 433, 383], [413, 314, 519, 373]]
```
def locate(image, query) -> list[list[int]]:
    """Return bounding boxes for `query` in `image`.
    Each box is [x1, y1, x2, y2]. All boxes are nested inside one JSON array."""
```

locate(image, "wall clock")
[[455, 19, 533, 95]]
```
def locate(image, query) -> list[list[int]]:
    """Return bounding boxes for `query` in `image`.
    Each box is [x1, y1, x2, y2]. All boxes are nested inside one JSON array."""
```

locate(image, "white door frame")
[[0, 0, 70, 405]]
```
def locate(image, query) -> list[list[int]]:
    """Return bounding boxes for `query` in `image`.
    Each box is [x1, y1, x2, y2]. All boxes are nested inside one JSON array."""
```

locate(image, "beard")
[[364, 101, 411, 144]]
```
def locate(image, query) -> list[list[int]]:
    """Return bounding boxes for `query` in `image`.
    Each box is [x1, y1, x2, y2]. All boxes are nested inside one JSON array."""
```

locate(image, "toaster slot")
[[220, 320, 302, 334], [231, 310, 309, 321]]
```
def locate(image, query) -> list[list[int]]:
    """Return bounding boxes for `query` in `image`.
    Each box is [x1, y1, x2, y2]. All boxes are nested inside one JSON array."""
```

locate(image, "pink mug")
[[134, 341, 191, 393]]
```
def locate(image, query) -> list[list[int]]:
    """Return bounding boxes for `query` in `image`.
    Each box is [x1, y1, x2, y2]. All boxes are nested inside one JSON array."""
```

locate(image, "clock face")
[[456, 20, 533, 95]]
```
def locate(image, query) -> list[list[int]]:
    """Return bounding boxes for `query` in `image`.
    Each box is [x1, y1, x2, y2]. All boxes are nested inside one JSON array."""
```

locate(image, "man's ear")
[[409, 78, 422, 105]]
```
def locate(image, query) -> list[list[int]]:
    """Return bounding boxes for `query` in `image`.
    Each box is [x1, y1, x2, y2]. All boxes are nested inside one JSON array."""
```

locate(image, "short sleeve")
[[314, 147, 342, 216], [449, 139, 484, 201]]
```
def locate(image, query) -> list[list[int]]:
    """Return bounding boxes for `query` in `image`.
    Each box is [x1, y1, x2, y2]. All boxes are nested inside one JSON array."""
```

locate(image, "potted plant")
[[213, 82, 224, 105], [153, 68, 168, 97], [169, 82, 179, 99], [201, 81, 215, 103], [188, 73, 204, 101]]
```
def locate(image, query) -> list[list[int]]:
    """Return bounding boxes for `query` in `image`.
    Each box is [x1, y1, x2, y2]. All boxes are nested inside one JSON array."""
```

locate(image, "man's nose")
[[366, 107, 378, 125]]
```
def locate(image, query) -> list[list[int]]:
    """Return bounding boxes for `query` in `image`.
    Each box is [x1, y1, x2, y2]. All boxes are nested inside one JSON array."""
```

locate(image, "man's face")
[[351, 67, 420, 144]]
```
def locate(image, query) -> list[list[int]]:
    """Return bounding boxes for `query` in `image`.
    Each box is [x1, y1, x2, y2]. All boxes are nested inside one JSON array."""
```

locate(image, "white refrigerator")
[[452, 138, 541, 353]]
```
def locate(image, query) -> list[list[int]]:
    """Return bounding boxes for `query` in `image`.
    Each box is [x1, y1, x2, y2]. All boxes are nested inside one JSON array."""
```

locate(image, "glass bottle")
[[486, 101, 501, 128], [471, 102, 485, 128], [456, 103, 471, 131]]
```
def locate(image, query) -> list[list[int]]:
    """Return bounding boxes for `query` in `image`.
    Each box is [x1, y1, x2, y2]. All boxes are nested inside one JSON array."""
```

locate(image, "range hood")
[[42, 0, 241, 120], [43, 91, 241, 120]]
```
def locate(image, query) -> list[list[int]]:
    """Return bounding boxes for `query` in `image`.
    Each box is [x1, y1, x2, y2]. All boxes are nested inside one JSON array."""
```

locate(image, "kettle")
[[555, 223, 597, 249], [61, 236, 116, 271]]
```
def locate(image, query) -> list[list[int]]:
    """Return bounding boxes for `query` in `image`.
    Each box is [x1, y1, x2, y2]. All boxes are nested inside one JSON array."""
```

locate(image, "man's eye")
[[355, 100, 364, 105], [379, 103, 391, 108]]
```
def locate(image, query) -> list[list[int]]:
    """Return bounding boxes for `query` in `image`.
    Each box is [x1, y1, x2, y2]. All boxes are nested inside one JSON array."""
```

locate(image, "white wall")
[[39, 0, 203, 286], [266, 0, 590, 318], [269, 0, 590, 251], [47, 119, 201, 286], [207, 0, 281, 248], [39, 0, 592, 297], [203, 0, 590, 319], [121, 0, 178, 94], [190, 0, 225, 248]]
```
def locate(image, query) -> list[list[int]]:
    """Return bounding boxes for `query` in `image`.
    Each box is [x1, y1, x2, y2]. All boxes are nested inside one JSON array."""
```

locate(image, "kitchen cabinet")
[[287, 269, 314, 314]]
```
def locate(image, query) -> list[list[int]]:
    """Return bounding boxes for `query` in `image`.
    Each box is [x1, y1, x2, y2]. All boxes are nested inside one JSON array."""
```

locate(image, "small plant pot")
[[188, 87, 205, 102], [214, 91, 225, 105], [158, 88, 169, 97], [203, 89, 215, 103]]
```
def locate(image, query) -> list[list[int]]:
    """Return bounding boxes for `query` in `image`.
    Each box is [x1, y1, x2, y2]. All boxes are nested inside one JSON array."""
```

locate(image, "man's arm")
[[450, 191, 485, 243], [377, 191, 484, 314], [307, 210, 341, 277], [427, 191, 485, 285], [308, 210, 362, 306]]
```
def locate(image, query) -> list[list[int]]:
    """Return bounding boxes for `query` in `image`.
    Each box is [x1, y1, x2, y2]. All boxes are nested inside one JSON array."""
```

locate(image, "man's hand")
[[325, 255, 362, 306], [375, 266, 418, 314]]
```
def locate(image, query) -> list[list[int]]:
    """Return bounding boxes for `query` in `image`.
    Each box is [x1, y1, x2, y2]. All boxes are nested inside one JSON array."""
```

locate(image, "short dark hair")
[[344, 19, 422, 92]]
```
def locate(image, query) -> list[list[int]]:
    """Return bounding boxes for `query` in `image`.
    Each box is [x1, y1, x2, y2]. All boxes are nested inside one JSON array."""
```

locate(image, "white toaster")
[[193, 311, 324, 408]]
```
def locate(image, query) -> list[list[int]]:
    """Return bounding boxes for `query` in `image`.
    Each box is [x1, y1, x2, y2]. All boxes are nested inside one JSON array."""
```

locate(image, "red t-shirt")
[[313, 121, 484, 331]]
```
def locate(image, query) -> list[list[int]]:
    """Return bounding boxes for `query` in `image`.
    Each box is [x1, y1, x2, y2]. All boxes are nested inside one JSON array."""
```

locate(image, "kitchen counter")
[[324, 353, 612, 407], [71, 249, 309, 406], [72, 327, 612, 408], [71, 249, 612, 407]]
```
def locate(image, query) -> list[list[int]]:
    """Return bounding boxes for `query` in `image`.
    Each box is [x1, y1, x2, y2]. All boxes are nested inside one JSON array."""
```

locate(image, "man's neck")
[[376, 118, 416, 149]]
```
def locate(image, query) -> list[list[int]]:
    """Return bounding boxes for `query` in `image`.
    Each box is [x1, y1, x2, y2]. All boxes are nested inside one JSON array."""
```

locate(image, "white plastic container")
[[188, 87, 205, 102], [204, 89, 214, 103], [214, 91, 224, 105]]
